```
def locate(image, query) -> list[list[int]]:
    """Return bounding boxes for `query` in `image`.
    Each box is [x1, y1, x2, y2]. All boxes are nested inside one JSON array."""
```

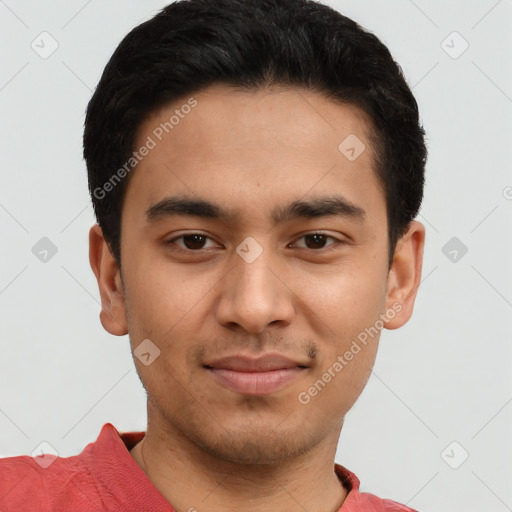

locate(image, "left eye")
[[290, 233, 339, 250], [169, 234, 219, 251]]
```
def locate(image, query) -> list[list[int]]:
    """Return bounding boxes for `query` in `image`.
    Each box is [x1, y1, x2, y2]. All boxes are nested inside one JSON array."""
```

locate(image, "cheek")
[[123, 254, 214, 335], [122, 259, 222, 395], [297, 277, 383, 416], [298, 261, 387, 339], [296, 262, 386, 395]]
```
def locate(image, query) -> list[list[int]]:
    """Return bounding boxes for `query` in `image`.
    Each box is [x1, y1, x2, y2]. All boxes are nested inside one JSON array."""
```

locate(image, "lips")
[[204, 353, 307, 396]]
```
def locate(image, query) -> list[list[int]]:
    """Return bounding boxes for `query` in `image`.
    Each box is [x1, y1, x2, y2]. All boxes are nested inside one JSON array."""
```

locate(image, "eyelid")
[[289, 231, 344, 249], [166, 232, 222, 250]]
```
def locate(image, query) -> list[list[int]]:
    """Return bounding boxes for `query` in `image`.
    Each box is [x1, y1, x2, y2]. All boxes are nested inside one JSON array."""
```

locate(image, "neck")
[[130, 417, 348, 512]]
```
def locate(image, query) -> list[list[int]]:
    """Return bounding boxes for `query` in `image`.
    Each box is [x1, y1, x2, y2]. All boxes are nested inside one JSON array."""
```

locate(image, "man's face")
[[114, 84, 401, 463]]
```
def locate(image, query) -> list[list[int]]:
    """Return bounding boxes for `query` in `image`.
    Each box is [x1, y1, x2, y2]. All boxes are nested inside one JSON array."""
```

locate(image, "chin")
[[185, 416, 324, 465]]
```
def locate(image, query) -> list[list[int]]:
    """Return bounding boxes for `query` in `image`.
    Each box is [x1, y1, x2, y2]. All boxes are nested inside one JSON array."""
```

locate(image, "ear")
[[383, 220, 425, 330], [89, 224, 128, 336]]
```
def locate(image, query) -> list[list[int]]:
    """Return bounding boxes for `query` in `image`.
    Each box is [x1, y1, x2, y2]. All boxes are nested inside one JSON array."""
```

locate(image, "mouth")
[[203, 353, 308, 396]]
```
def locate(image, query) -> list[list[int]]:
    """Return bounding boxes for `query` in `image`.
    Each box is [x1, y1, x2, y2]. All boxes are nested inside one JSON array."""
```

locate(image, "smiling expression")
[[92, 83, 422, 464]]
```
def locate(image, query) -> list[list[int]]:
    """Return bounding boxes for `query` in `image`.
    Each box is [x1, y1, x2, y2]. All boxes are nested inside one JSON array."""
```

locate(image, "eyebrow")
[[145, 194, 366, 225]]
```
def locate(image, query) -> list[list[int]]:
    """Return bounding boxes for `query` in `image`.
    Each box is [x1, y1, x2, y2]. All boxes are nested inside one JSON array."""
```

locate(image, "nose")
[[215, 248, 296, 334]]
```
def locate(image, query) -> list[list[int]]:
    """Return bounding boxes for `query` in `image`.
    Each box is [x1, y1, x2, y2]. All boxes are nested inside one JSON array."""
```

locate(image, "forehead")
[[125, 84, 385, 226], [141, 84, 375, 158]]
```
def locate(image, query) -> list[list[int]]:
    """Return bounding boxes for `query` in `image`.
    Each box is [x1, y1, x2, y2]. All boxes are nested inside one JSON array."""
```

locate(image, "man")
[[0, 0, 426, 510]]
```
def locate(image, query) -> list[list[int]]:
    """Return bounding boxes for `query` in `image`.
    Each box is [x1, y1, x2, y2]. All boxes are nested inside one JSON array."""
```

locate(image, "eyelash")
[[165, 232, 344, 255]]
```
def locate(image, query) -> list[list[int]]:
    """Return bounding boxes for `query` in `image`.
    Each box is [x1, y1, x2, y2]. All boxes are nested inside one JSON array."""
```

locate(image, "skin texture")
[[89, 84, 425, 512]]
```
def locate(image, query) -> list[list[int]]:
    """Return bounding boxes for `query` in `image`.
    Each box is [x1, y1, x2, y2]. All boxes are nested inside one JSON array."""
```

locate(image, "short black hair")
[[84, 0, 426, 268]]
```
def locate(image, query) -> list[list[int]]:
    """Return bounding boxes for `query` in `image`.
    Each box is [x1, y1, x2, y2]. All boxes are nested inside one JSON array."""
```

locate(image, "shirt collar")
[[88, 423, 365, 511]]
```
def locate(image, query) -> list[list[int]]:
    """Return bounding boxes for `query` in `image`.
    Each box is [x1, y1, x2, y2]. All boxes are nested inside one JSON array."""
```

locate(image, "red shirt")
[[0, 423, 418, 511]]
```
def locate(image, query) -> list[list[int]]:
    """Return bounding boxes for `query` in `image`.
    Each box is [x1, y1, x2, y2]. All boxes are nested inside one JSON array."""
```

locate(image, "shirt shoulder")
[[343, 488, 419, 512], [335, 464, 419, 512], [0, 423, 174, 512], [381, 498, 419, 511], [0, 451, 104, 512], [363, 495, 419, 512]]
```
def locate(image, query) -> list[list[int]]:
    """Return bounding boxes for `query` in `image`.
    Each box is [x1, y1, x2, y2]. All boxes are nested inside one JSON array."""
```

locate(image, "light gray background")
[[1, 1, 511, 511]]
